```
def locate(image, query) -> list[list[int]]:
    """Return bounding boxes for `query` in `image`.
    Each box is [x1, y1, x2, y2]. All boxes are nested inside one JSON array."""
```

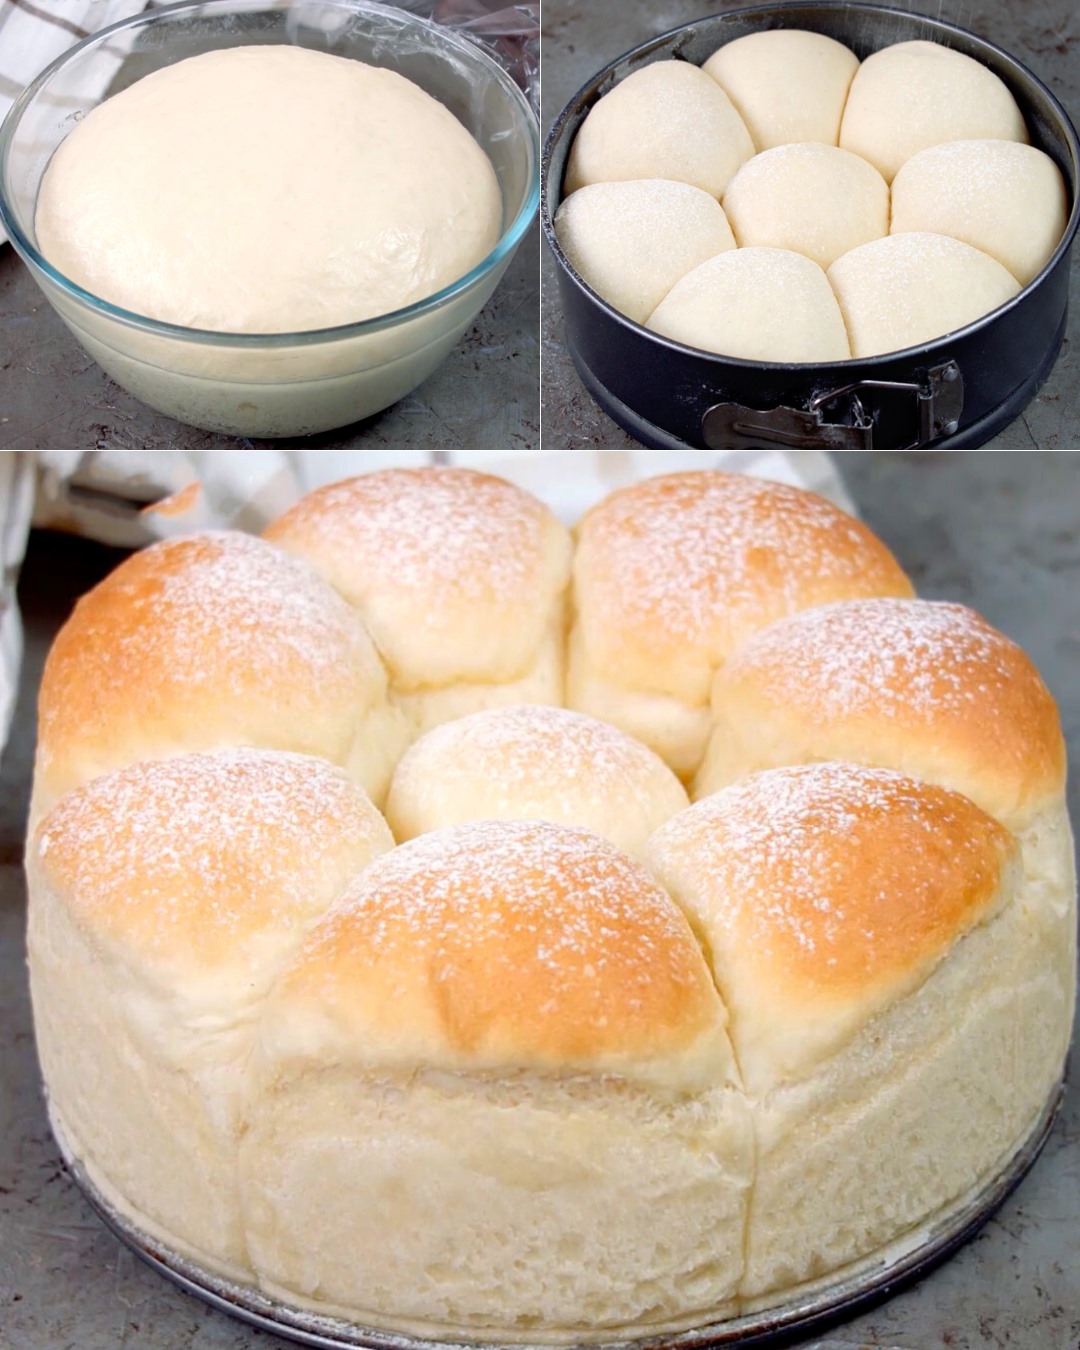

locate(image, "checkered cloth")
[[0, 0, 149, 242]]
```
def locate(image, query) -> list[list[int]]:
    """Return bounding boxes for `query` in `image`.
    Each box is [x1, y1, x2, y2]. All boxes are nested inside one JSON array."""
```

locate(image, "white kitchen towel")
[[0, 0, 150, 244], [0, 451, 34, 753], [29, 449, 857, 543]]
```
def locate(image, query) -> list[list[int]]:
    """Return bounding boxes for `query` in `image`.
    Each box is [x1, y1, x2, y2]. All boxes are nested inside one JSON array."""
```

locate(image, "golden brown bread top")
[[648, 762, 1017, 1091], [384, 704, 688, 856], [34, 531, 387, 817], [699, 598, 1065, 828], [264, 468, 573, 690], [570, 471, 913, 707], [32, 748, 394, 987], [257, 819, 735, 1091]]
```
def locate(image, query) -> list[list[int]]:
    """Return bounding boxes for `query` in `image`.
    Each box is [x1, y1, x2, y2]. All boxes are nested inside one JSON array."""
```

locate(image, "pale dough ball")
[[385, 704, 689, 860], [564, 60, 755, 199], [35, 46, 502, 333], [647, 247, 850, 362], [722, 143, 889, 269], [827, 232, 1021, 357], [553, 179, 737, 325], [703, 29, 859, 150], [891, 139, 1069, 286], [840, 40, 1028, 183]]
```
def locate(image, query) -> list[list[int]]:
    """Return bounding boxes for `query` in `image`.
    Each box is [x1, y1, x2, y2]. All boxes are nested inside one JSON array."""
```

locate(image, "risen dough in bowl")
[[35, 45, 502, 332]]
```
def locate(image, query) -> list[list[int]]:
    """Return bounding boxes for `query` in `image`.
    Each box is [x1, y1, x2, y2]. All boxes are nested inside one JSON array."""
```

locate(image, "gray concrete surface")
[[1, 451, 1079, 1349], [0, 222, 540, 452], [540, 0, 1080, 450]]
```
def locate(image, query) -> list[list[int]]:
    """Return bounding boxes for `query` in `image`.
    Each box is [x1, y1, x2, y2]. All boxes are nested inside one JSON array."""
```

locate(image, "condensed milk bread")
[[26, 466, 1075, 1342]]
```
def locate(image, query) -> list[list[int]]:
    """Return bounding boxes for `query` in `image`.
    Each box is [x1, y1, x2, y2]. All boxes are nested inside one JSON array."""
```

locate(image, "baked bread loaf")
[[27, 466, 1075, 1343]]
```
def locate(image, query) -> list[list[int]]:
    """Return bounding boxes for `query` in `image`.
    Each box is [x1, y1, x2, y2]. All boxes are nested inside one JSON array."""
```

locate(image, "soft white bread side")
[[264, 468, 573, 735], [31, 531, 408, 823], [648, 763, 1070, 1298], [385, 704, 688, 858], [26, 749, 394, 1279], [567, 472, 913, 779], [241, 820, 752, 1338]]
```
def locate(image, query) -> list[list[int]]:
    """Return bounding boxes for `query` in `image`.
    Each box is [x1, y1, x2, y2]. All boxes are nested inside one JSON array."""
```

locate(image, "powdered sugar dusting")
[[58, 530, 369, 700], [396, 705, 681, 803], [577, 472, 907, 657], [729, 597, 1029, 717], [37, 748, 392, 962], [267, 469, 553, 609], [325, 819, 693, 960], [654, 762, 1007, 975], [297, 820, 717, 1063]]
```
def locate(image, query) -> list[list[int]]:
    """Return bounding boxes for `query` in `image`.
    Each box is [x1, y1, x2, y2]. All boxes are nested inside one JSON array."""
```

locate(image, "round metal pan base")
[[566, 312, 1068, 451], [58, 1081, 1064, 1350]]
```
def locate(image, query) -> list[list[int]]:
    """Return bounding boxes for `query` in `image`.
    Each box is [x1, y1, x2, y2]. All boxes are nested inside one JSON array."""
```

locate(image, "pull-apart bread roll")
[[696, 596, 1076, 1050], [242, 820, 752, 1338], [697, 598, 1069, 867], [567, 472, 913, 779], [386, 704, 688, 858], [648, 763, 1067, 1301], [27, 749, 394, 1280], [265, 468, 572, 735], [31, 531, 407, 823]]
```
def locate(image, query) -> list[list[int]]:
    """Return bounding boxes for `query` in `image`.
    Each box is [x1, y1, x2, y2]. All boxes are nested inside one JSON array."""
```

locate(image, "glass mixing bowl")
[[0, 0, 539, 438]]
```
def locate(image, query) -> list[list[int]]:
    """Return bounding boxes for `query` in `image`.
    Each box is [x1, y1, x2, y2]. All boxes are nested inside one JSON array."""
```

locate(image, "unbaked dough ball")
[[827, 232, 1021, 357], [647, 247, 850, 362], [553, 179, 737, 325], [385, 704, 689, 859], [839, 40, 1028, 183], [35, 46, 502, 332], [722, 143, 889, 269], [703, 29, 859, 150], [564, 61, 754, 199], [891, 140, 1069, 286]]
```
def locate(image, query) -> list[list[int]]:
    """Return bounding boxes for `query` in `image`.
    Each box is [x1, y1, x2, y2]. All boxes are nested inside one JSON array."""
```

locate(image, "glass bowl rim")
[[0, 0, 541, 347]]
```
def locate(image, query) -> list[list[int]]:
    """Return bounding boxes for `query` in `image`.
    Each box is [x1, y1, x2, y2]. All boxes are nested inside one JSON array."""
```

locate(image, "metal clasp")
[[702, 362, 964, 450]]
